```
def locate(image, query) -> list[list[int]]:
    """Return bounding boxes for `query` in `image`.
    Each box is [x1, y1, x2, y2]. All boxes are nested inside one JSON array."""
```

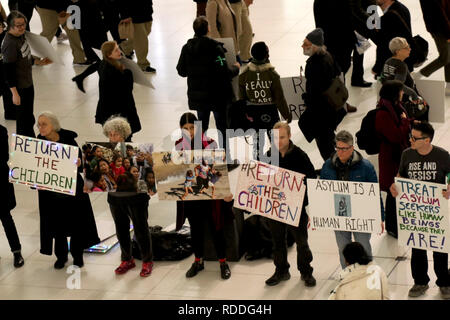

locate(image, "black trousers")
[[267, 208, 314, 276], [315, 129, 335, 162], [197, 108, 232, 160], [54, 234, 83, 260], [385, 192, 398, 237], [187, 210, 226, 260], [351, 50, 366, 83], [411, 248, 449, 287], [16, 86, 35, 138], [109, 201, 153, 262], [0, 209, 22, 253]]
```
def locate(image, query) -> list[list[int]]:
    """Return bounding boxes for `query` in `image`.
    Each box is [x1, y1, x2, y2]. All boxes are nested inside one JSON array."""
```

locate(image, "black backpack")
[[355, 107, 383, 155]]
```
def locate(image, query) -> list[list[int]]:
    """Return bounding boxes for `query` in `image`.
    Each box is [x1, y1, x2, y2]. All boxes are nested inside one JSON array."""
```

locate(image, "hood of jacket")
[[241, 61, 275, 73]]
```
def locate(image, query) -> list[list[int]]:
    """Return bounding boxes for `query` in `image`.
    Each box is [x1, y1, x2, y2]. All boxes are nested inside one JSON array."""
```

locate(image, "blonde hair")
[[273, 121, 291, 136], [101, 41, 124, 72], [389, 37, 409, 55], [37, 111, 61, 132]]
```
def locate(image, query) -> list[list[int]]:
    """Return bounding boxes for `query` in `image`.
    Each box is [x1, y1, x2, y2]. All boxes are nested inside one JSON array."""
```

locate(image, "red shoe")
[[115, 259, 136, 275], [140, 261, 154, 277]]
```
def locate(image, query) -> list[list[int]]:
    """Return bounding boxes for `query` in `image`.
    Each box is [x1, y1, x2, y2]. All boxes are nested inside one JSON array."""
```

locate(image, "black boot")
[[54, 256, 68, 269], [73, 255, 84, 268], [72, 75, 86, 93], [186, 260, 204, 278], [301, 273, 317, 287], [13, 252, 24, 268], [265, 270, 290, 286]]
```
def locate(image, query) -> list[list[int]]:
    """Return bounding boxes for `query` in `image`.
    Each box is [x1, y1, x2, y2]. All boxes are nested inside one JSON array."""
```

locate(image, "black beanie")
[[251, 41, 269, 61], [179, 112, 198, 128]]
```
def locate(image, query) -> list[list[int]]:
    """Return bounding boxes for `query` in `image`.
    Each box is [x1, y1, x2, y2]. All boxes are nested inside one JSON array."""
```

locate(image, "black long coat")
[[1, 125, 16, 211], [95, 60, 142, 134], [37, 129, 100, 255]]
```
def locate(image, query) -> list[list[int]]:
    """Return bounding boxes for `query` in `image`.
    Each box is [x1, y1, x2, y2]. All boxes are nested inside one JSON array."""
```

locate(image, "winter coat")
[[37, 129, 100, 255], [320, 150, 385, 221], [95, 60, 141, 134], [375, 98, 411, 192], [329, 262, 390, 300], [206, 0, 239, 54], [239, 60, 291, 122], [1, 125, 16, 211], [419, 0, 450, 38], [118, 0, 153, 23], [36, 0, 71, 12], [300, 51, 341, 141], [347, 0, 377, 39], [177, 36, 239, 112]]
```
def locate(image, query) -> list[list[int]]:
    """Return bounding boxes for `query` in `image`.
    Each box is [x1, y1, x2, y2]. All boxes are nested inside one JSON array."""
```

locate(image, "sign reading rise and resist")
[[234, 160, 306, 227], [8, 134, 79, 195], [394, 177, 450, 253], [307, 179, 382, 233]]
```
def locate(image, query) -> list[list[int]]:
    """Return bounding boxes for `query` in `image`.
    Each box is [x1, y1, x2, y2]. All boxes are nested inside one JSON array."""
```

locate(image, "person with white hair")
[[36, 111, 100, 269]]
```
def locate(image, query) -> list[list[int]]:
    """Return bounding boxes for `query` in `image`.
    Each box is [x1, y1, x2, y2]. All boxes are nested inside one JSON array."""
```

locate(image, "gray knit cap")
[[306, 28, 324, 46]]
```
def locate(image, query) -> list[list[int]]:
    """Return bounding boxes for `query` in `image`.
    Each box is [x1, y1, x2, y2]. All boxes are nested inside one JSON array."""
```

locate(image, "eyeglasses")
[[409, 133, 428, 142], [335, 146, 353, 151], [14, 23, 26, 28]]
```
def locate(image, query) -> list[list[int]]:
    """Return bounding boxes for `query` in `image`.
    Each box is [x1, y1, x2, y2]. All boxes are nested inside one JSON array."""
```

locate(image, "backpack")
[[355, 108, 383, 155]]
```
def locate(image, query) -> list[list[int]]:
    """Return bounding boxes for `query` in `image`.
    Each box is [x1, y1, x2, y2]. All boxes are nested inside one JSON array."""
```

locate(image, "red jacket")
[[375, 99, 411, 192]]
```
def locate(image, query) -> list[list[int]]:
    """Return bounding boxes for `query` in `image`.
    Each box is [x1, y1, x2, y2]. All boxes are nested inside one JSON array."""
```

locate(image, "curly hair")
[[102, 116, 132, 140]]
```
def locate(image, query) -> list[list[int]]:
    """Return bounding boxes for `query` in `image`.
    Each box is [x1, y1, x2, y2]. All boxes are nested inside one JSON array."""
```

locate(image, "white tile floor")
[[0, 0, 449, 300]]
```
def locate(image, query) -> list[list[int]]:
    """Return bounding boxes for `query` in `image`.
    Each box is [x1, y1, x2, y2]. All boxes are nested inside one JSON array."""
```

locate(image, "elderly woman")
[[95, 41, 141, 142], [36, 111, 100, 269], [102, 116, 154, 277]]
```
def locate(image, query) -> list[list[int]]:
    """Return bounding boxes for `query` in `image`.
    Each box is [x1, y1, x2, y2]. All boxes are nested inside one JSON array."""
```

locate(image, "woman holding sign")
[[36, 112, 100, 269]]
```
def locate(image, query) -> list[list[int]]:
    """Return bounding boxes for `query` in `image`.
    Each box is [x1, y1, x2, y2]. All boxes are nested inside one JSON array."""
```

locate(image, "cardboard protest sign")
[[153, 149, 230, 201], [84, 142, 155, 193], [234, 160, 306, 227], [8, 134, 78, 195], [25, 31, 64, 65], [415, 79, 446, 123], [280, 76, 306, 120], [216, 38, 238, 100], [307, 179, 382, 233], [394, 177, 450, 253]]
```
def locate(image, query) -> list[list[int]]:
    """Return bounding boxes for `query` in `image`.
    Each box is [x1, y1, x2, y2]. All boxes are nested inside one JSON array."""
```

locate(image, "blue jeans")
[[334, 230, 372, 269]]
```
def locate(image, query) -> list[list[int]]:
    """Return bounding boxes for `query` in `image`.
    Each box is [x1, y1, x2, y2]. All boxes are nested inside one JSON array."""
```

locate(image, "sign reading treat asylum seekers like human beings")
[[8, 134, 78, 195], [153, 149, 230, 201], [234, 160, 306, 227], [394, 177, 450, 253], [280, 76, 306, 120], [307, 179, 382, 233]]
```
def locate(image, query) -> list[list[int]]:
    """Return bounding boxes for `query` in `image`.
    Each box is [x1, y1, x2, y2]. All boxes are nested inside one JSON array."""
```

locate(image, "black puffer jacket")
[[177, 35, 239, 112]]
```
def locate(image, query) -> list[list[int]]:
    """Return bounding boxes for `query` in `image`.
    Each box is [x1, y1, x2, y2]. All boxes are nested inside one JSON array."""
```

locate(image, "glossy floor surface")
[[0, 0, 449, 300]]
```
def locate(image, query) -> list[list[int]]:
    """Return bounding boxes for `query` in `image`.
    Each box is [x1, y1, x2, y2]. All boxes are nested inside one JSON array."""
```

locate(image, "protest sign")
[[394, 177, 450, 253], [234, 160, 306, 227], [280, 76, 306, 120], [25, 31, 64, 65], [414, 79, 446, 123], [153, 149, 230, 201], [307, 179, 382, 233], [9, 134, 78, 195]]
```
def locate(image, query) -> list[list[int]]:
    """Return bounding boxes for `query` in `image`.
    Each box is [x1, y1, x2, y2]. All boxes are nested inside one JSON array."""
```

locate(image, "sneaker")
[[440, 286, 450, 300], [301, 273, 316, 287], [351, 80, 372, 88], [140, 261, 153, 277], [186, 260, 204, 278], [57, 33, 68, 44], [408, 284, 429, 297], [54, 257, 68, 269], [220, 262, 231, 280], [265, 270, 290, 286], [142, 66, 156, 73], [13, 252, 24, 268], [114, 259, 136, 275]]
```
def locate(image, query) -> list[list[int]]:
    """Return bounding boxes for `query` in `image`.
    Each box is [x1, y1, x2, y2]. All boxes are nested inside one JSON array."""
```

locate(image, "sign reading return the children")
[[8, 134, 78, 195], [394, 177, 450, 253], [307, 179, 382, 233], [234, 160, 306, 227]]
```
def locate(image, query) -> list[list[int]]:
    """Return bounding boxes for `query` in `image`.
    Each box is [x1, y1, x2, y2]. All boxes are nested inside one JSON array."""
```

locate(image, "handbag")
[[118, 21, 134, 40], [323, 76, 349, 111], [402, 98, 429, 121]]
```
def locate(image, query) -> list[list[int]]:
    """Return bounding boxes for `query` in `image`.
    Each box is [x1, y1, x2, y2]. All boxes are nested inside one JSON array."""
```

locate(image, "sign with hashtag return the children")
[[307, 179, 382, 234], [234, 160, 306, 227], [394, 177, 450, 253]]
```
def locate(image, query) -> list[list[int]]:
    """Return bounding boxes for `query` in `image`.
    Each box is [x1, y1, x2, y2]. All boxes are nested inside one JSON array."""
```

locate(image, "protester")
[[0, 3, 15, 120], [194, 0, 207, 17], [206, 0, 239, 56], [229, 0, 253, 62], [390, 122, 450, 299], [36, 111, 100, 269]]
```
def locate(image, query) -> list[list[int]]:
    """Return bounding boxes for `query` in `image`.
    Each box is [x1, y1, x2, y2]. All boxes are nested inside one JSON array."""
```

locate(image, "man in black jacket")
[[118, 0, 155, 73], [177, 16, 240, 165], [418, 0, 450, 84], [264, 122, 316, 287], [372, 0, 412, 77]]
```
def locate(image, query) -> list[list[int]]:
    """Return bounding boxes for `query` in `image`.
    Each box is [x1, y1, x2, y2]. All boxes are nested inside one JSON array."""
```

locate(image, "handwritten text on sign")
[[307, 179, 382, 233], [234, 161, 306, 227], [8, 134, 79, 195], [395, 177, 449, 253]]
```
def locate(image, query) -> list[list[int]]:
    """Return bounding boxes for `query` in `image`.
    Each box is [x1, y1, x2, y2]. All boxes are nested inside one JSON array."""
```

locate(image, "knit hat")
[[251, 41, 269, 61], [306, 28, 324, 46], [179, 112, 198, 128]]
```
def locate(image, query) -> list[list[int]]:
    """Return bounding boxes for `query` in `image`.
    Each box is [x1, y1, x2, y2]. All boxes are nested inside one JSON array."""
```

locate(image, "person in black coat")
[[372, 0, 412, 77], [193, 0, 207, 17], [0, 4, 15, 120], [36, 112, 100, 269], [0, 124, 24, 268], [95, 41, 141, 142], [264, 122, 316, 287]]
